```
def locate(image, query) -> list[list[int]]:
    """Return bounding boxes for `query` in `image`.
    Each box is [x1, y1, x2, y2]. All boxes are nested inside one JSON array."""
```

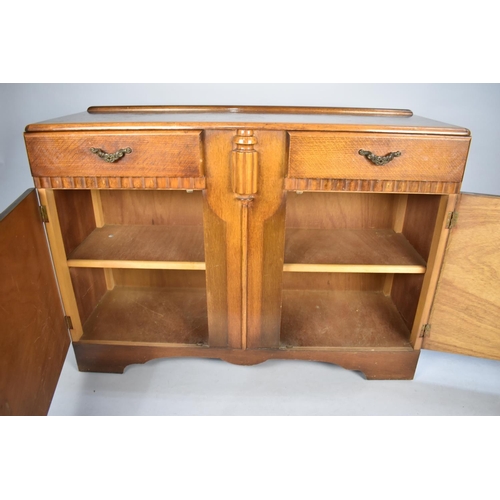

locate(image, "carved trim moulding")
[[34, 176, 206, 190], [232, 129, 258, 197], [284, 178, 461, 194]]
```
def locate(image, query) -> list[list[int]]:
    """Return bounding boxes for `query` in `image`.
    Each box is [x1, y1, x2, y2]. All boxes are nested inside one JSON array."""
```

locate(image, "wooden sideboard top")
[[25, 106, 470, 136]]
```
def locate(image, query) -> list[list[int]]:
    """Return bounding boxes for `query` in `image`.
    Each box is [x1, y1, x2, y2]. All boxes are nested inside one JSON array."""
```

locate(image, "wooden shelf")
[[281, 290, 412, 348], [284, 228, 426, 273], [67, 225, 205, 270], [81, 286, 208, 345]]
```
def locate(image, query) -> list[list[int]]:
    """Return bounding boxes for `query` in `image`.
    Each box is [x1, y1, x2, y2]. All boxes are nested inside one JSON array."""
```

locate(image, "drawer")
[[25, 131, 203, 178], [288, 132, 470, 182]]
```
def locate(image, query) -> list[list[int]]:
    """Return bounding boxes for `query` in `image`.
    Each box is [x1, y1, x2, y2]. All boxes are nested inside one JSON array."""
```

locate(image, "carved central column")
[[232, 129, 258, 197], [231, 130, 258, 349]]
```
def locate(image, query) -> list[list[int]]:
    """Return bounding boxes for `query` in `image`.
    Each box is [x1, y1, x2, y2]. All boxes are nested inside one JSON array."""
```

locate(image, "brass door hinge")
[[64, 315, 74, 330], [39, 205, 49, 223], [446, 211, 458, 229], [419, 324, 431, 338]]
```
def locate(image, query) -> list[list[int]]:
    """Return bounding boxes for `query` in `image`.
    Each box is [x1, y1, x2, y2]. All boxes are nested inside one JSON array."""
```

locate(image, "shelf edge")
[[282, 263, 426, 274], [67, 259, 206, 270]]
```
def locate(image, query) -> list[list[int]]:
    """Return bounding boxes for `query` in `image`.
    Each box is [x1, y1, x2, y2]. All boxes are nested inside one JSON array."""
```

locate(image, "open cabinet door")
[[0, 189, 70, 415], [423, 193, 500, 361]]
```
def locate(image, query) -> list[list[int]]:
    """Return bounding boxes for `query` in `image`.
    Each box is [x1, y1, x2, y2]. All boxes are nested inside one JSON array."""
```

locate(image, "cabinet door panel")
[[424, 194, 500, 360], [0, 190, 69, 415]]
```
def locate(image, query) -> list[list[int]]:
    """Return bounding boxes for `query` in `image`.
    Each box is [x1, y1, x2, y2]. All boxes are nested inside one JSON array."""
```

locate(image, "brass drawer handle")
[[358, 149, 401, 166], [90, 147, 132, 163]]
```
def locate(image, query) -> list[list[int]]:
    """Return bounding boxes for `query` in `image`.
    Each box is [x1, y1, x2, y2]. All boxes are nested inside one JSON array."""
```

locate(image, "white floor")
[[47, 348, 500, 416]]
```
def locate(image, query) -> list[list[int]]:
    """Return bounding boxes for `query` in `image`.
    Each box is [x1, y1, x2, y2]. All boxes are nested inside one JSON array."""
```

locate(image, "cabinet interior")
[[53, 189, 208, 345], [280, 192, 443, 348]]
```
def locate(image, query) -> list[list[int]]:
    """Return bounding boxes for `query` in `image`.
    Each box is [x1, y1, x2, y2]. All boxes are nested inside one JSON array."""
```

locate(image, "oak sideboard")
[[1, 105, 499, 415]]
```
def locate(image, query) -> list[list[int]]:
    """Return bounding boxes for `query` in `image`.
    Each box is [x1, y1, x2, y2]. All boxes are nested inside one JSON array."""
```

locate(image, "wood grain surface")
[[424, 194, 500, 360], [390, 194, 443, 330], [282, 272, 385, 291], [100, 189, 204, 225], [34, 175, 206, 190], [0, 190, 69, 415], [401, 194, 442, 261], [81, 286, 208, 345], [202, 130, 241, 348], [281, 290, 412, 348], [17, 106, 478, 382], [284, 177, 461, 194], [285, 191, 396, 229], [54, 189, 96, 256], [38, 189, 84, 339], [288, 132, 470, 182], [25, 106, 470, 136], [25, 130, 203, 178], [284, 228, 426, 272], [87, 105, 414, 116], [73, 342, 420, 380], [70, 267, 107, 325], [68, 225, 205, 264], [111, 269, 206, 288], [245, 131, 288, 349], [410, 195, 456, 347]]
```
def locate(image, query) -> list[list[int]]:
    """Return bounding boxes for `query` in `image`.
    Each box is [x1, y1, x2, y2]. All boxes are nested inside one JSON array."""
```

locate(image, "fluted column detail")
[[232, 129, 258, 197]]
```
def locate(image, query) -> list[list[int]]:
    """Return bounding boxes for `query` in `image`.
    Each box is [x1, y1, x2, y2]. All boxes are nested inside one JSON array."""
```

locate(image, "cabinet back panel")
[[285, 192, 397, 229], [112, 269, 206, 288], [100, 190, 204, 226], [282, 272, 385, 291], [54, 190, 96, 256]]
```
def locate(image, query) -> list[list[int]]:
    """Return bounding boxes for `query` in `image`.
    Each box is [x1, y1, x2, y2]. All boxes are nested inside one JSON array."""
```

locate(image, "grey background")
[[1, 83, 499, 415]]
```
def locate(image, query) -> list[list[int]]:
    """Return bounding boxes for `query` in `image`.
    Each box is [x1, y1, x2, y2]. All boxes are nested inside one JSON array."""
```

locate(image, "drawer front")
[[288, 132, 470, 182], [25, 131, 203, 178]]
